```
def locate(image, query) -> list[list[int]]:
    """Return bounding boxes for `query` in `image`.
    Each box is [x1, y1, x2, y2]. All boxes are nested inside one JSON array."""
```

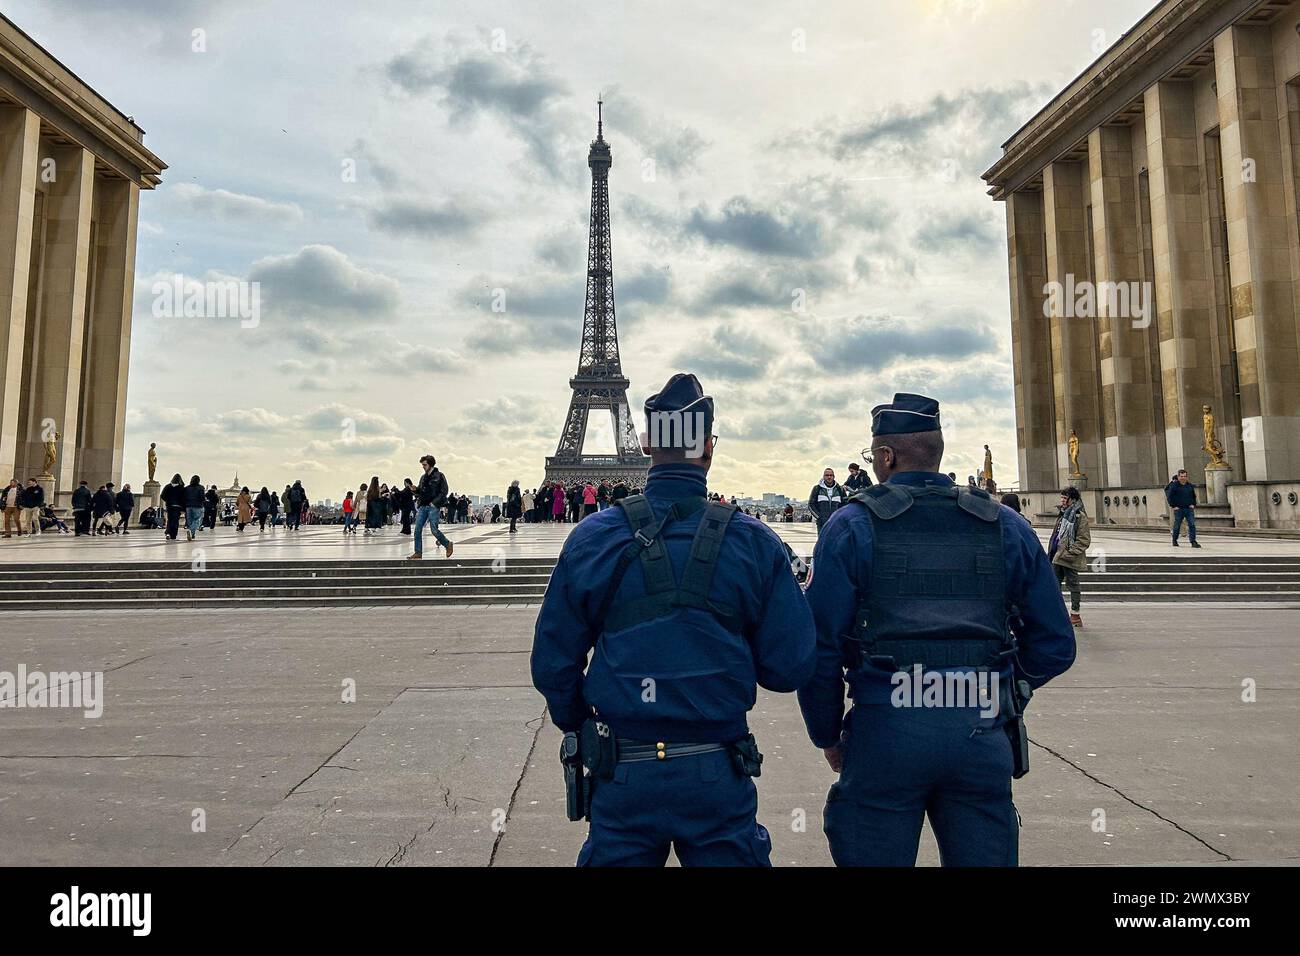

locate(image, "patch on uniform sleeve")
[[785, 542, 810, 586]]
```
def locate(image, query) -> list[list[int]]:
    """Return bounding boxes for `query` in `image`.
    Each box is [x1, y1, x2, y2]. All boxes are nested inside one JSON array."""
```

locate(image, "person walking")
[[20, 478, 44, 536], [246, 486, 265, 530], [72, 479, 94, 536], [552, 481, 566, 523], [808, 467, 845, 532], [1049, 486, 1091, 627], [398, 479, 415, 534], [797, 392, 1076, 867], [204, 485, 220, 530], [3, 479, 19, 537], [342, 491, 356, 533], [364, 477, 382, 536], [582, 482, 597, 519], [116, 483, 136, 534], [183, 475, 206, 540], [1165, 469, 1201, 548], [506, 480, 523, 533], [92, 483, 116, 535], [353, 482, 368, 533], [287, 481, 307, 531], [269, 490, 281, 528], [408, 455, 453, 560], [160, 475, 185, 540]]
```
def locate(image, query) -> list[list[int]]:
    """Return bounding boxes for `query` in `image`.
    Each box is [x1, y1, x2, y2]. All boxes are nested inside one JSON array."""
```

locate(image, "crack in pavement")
[[385, 818, 438, 867], [220, 708, 382, 854], [488, 704, 547, 867], [1029, 738, 1233, 860]]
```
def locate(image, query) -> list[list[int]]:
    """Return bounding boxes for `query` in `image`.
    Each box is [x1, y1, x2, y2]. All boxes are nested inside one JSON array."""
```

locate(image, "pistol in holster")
[[560, 731, 588, 822], [1003, 677, 1033, 779], [560, 718, 619, 822]]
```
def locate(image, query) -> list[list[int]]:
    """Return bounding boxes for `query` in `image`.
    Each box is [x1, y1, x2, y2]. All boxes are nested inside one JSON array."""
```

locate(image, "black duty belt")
[[616, 739, 728, 762]]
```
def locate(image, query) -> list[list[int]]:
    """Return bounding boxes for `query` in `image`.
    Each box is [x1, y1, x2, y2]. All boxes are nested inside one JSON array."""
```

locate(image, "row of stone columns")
[[1007, 23, 1300, 489], [0, 104, 139, 508]]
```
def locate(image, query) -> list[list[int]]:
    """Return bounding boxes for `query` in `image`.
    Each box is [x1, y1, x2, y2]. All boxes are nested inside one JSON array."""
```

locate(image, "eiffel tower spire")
[[544, 102, 650, 488]]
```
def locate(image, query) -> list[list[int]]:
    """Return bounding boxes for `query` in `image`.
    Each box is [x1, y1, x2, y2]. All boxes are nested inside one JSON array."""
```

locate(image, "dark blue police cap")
[[644, 373, 714, 447], [871, 392, 942, 437]]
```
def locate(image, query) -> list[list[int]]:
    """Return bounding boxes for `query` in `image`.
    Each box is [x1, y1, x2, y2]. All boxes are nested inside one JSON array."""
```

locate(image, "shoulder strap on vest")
[[677, 502, 738, 607], [957, 487, 1002, 522], [848, 483, 913, 520], [617, 494, 675, 595]]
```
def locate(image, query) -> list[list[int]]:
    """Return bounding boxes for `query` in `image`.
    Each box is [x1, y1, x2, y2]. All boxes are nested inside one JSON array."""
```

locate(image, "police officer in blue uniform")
[[532, 372, 816, 866], [797, 393, 1076, 866]]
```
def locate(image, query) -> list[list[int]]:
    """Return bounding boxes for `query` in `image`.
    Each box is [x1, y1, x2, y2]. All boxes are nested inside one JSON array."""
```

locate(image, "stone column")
[[1006, 189, 1057, 490], [1214, 24, 1300, 479], [1144, 80, 1222, 478], [27, 145, 94, 510], [0, 106, 40, 483], [1043, 160, 1106, 485], [77, 177, 138, 489], [1090, 124, 1162, 487]]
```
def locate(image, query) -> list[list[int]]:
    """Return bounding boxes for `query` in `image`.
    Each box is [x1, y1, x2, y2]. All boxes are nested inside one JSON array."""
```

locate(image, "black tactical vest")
[[597, 495, 744, 634], [846, 482, 1014, 671]]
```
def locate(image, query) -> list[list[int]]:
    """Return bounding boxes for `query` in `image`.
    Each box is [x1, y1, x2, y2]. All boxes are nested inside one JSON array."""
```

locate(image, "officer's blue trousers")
[[578, 749, 772, 866], [823, 704, 1018, 866]]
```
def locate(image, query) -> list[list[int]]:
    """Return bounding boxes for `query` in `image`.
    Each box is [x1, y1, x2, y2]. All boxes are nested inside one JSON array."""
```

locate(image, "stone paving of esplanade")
[[4, 518, 1298, 566], [1, 521, 1298, 866]]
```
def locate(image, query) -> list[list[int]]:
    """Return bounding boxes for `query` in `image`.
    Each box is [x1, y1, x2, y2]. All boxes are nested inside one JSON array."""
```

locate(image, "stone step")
[[0, 574, 553, 592], [1, 591, 1294, 611]]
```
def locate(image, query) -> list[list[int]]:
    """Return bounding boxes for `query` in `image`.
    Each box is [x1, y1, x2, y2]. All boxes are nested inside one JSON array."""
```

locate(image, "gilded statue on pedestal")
[[42, 430, 59, 476], [1202, 404, 1228, 468], [147, 443, 157, 482], [982, 444, 994, 484], [1068, 429, 1084, 478]]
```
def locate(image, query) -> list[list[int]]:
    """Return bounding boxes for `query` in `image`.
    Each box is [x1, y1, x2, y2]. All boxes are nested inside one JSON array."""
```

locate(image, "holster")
[[1003, 677, 1033, 779], [560, 731, 589, 822], [729, 733, 763, 778]]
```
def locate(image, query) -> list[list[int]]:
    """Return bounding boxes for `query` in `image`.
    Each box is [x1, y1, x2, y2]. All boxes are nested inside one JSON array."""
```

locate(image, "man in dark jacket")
[[531, 372, 816, 866], [844, 461, 872, 495], [92, 484, 115, 535], [71, 480, 92, 535], [397, 479, 415, 534], [161, 474, 185, 540], [115, 484, 135, 534], [19, 478, 45, 536], [204, 486, 220, 529], [409, 455, 453, 559], [1165, 470, 1201, 548]]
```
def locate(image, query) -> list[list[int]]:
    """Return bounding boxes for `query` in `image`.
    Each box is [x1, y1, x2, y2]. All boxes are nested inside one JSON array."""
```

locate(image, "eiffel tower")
[[544, 101, 651, 488]]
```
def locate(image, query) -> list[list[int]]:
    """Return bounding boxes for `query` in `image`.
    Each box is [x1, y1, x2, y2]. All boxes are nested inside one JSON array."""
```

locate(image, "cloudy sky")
[[12, 0, 1151, 500]]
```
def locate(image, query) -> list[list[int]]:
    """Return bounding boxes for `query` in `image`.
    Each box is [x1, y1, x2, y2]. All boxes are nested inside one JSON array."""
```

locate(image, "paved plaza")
[[4, 518, 1298, 566], [0, 519, 1297, 866]]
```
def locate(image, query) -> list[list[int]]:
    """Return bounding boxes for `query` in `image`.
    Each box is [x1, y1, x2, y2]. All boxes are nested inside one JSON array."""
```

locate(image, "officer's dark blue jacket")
[[532, 462, 817, 744], [797, 472, 1076, 749]]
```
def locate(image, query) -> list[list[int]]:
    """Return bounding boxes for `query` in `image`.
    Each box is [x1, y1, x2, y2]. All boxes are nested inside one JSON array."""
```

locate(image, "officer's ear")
[[639, 431, 652, 456]]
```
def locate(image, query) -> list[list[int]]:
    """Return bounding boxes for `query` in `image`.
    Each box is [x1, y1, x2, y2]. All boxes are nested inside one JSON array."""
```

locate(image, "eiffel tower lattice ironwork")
[[544, 101, 650, 488]]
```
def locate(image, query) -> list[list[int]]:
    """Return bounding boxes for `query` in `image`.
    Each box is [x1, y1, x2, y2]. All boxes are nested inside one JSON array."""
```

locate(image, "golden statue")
[[42, 430, 59, 476], [982, 445, 994, 484], [147, 443, 157, 482], [1068, 429, 1083, 478], [1202, 405, 1228, 468]]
